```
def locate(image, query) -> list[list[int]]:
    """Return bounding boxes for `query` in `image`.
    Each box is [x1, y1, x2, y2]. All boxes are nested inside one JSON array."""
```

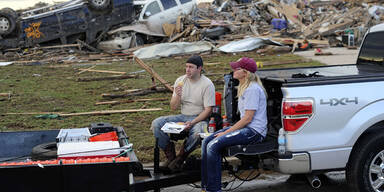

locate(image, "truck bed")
[[258, 64, 384, 86]]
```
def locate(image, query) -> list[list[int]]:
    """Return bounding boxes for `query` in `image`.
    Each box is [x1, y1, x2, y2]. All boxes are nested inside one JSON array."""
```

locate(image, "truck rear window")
[[357, 31, 384, 65]]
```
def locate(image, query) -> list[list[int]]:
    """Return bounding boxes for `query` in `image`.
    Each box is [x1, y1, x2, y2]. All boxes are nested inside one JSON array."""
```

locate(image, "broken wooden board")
[[169, 25, 193, 42], [59, 108, 163, 117], [162, 23, 176, 37], [4, 108, 163, 117], [133, 57, 173, 92], [77, 66, 96, 74], [95, 97, 168, 105], [101, 87, 168, 99], [318, 19, 354, 36], [0, 93, 11, 97], [77, 68, 127, 75], [77, 75, 138, 82]]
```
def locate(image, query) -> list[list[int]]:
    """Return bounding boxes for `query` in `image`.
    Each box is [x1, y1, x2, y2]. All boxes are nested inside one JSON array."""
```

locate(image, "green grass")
[[0, 51, 323, 162]]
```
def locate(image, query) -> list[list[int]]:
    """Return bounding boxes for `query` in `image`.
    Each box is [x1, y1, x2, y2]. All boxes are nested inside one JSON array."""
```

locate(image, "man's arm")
[[170, 85, 182, 111], [185, 106, 212, 130]]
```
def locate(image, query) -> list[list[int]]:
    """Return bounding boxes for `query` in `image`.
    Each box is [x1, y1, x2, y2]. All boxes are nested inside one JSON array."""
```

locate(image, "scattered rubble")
[[1, 0, 384, 60], [159, 0, 384, 53]]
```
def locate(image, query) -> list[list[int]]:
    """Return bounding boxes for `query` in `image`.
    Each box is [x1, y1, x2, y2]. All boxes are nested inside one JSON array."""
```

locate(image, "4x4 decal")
[[320, 97, 358, 106]]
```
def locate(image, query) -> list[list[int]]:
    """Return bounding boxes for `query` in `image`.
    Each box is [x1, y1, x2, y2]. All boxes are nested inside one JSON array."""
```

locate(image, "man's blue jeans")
[[201, 127, 263, 192], [151, 114, 207, 153]]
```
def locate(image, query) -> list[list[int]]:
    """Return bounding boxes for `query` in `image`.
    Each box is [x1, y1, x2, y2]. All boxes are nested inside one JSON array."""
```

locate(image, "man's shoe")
[[168, 145, 191, 171], [160, 142, 175, 168], [167, 155, 184, 171]]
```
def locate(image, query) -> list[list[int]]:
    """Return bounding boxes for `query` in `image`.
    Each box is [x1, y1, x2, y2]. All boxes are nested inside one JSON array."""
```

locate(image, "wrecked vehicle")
[[0, 0, 135, 50], [98, 0, 197, 50]]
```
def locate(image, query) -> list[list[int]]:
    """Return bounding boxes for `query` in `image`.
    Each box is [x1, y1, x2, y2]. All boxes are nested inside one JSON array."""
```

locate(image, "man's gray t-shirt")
[[173, 74, 215, 116], [237, 82, 268, 137]]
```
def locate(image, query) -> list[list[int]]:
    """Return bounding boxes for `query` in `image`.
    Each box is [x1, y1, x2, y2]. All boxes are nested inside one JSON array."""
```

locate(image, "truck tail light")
[[282, 100, 313, 132], [283, 101, 312, 115]]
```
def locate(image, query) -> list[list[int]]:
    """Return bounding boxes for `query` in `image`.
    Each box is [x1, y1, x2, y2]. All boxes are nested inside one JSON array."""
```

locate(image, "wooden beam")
[[95, 97, 168, 105], [77, 66, 96, 74], [169, 25, 192, 42], [133, 57, 173, 92], [4, 108, 163, 116], [59, 108, 163, 117], [0, 93, 11, 97], [78, 69, 127, 75], [163, 23, 176, 37], [77, 75, 138, 82], [76, 39, 100, 53], [5, 112, 61, 115], [101, 86, 168, 99]]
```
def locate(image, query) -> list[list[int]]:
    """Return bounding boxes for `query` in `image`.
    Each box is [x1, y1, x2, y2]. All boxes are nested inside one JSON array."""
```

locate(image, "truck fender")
[[344, 99, 384, 147]]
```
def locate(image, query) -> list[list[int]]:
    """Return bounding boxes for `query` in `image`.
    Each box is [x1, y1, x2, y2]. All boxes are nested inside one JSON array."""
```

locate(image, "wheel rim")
[[0, 17, 10, 32], [369, 150, 384, 192], [91, 0, 106, 6]]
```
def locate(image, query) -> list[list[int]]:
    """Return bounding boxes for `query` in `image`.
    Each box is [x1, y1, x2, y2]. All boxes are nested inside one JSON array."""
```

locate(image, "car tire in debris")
[[87, 0, 111, 11], [0, 9, 16, 35], [1, 8, 18, 19], [133, 34, 144, 47], [31, 142, 58, 160], [346, 131, 384, 192]]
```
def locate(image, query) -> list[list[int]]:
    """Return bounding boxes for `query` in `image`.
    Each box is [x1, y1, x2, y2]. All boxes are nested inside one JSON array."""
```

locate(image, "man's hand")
[[175, 85, 183, 97], [184, 121, 193, 131]]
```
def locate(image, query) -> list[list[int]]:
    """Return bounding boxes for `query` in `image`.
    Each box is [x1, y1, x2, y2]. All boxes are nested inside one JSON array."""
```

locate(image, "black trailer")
[[0, 124, 203, 192]]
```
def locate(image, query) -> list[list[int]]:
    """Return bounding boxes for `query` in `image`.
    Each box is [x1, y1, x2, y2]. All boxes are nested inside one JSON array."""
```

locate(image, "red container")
[[215, 92, 222, 107], [89, 131, 118, 142]]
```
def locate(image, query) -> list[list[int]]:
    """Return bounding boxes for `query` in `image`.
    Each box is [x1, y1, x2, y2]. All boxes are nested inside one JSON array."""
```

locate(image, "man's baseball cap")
[[230, 57, 257, 73], [186, 55, 203, 68]]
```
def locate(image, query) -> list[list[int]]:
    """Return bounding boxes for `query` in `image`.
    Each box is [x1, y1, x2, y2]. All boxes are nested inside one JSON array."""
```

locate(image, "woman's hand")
[[214, 132, 227, 138]]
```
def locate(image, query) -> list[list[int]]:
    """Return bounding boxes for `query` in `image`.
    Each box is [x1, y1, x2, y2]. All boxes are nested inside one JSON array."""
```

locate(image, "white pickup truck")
[[223, 23, 384, 192]]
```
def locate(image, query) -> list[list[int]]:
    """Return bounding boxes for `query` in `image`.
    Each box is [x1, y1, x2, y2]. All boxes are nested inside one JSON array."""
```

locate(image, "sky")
[[0, 0, 213, 10], [0, 0, 59, 10]]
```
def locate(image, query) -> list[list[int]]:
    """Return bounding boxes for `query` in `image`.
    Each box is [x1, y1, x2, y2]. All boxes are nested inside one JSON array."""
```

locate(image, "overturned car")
[[0, 0, 135, 50]]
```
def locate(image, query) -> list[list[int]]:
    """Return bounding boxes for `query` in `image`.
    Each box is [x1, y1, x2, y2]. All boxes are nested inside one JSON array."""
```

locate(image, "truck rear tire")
[[0, 10, 16, 35], [87, 0, 111, 10], [347, 132, 384, 192]]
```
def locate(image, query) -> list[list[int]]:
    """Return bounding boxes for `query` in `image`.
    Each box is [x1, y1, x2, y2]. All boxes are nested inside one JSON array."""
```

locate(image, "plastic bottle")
[[208, 117, 216, 133], [278, 128, 286, 155], [222, 115, 230, 129]]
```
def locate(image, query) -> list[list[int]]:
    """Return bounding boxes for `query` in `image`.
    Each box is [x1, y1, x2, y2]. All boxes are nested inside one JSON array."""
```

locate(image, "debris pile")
[[167, 0, 384, 49], [2, 0, 384, 58]]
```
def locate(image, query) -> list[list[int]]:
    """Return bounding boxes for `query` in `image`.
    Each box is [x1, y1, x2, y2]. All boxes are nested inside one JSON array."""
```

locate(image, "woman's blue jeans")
[[201, 127, 263, 192]]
